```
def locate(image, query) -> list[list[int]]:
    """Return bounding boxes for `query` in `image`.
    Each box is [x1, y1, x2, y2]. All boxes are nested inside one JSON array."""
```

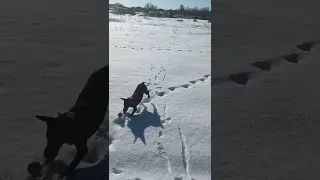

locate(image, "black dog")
[[121, 82, 150, 117], [35, 65, 108, 179]]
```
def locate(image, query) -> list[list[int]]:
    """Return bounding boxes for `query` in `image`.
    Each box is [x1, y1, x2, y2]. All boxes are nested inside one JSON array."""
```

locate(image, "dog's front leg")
[[129, 106, 137, 117], [59, 143, 88, 179]]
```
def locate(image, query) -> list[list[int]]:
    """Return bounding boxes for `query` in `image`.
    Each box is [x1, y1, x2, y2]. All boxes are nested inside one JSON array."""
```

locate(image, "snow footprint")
[[156, 142, 172, 173], [155, 91, 166, 97], [167, 73, 211, 94], [111, 167, 123, 174], [160, 100, 172, 125], [181, 84, 190, 88], [150, 73, 211, 102], [189, 74, 211, 85], [148, 66, 167, 96], [159, 130, 163, 138]]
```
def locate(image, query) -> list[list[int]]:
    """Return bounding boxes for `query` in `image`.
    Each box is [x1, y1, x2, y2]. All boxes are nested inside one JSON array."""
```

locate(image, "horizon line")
[[109, 2, 211, 10]]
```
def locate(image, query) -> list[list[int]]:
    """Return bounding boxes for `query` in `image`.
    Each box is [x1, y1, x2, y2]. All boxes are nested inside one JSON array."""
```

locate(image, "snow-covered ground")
[[109, 14, 211, 180], [0, 0, 108, 179], [213, 0, 320, 179], [0, 0, 210, 179]]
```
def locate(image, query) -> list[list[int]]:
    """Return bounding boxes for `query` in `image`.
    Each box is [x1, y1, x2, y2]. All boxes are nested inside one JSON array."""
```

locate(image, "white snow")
[[0, 1, 210, 179], [212, 0, 320, 179], [0, 1, 108, 179], [109, 13, 211, 180]]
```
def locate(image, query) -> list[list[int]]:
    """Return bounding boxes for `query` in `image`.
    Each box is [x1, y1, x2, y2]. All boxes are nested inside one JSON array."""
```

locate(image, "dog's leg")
[[60, 142, 88, 179], [139, 103, 147, 112], [139, 103, 147, 109], [123, 107, 128, 114], [129, 106, 137, 117], [42, 144, 62, 165]]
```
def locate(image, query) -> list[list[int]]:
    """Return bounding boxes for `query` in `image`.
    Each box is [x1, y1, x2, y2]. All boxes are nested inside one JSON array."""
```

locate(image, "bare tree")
[[180, 4, 185, 11]]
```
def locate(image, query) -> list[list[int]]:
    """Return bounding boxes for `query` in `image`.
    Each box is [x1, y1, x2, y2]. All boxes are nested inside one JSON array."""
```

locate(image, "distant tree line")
[[109, 2, 211, 21]]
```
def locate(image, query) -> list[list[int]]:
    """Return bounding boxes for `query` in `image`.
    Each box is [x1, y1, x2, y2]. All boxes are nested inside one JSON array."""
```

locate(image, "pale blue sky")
[[109, 0, 211, 10]]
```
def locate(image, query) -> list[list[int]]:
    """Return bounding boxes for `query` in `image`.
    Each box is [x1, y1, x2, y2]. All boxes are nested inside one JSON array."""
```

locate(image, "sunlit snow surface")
[[109, 13, 211, 180]]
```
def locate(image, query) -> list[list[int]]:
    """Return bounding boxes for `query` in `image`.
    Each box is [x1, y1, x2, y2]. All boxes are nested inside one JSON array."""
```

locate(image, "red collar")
[[58, 111, 74, 120]]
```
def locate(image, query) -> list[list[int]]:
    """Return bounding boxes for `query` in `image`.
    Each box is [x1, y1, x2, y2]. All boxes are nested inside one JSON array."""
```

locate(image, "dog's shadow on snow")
[[67, 104, 163, 180], [113, 103, 164, 145], [127, 103, 164, 145], [67, 159, 108, 180]]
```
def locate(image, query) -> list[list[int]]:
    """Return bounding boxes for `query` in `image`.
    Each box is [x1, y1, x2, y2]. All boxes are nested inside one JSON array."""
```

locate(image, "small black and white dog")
[[120, 82, 150, 117], [34, 65, 108, 179]]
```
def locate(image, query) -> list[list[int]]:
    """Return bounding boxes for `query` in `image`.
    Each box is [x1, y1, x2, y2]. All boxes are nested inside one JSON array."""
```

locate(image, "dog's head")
[[35, 113, 73, 163], [139, 82, 149, 95]]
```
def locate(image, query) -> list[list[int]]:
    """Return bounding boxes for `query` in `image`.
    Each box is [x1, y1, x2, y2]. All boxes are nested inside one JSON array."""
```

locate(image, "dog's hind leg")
[[129, 106, 137, 117], [139, 103, 147, 112], [62, 142, 88, 178], [140, 102, 147, 108]]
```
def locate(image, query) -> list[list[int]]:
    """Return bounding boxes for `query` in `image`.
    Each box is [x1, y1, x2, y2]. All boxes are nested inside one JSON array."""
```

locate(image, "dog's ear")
[[35, 115, 55, 123], [120, 98, 127, 100]]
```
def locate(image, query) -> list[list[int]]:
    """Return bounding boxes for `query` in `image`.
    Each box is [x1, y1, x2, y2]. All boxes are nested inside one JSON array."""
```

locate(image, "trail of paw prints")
[[155, 141, 172, 173], [146, 66, 167, 96], [160, 100, 171, 126], [113, 45, 140, 51], [174, 177, 197, 180], [113, 45, 204, 53], [153, 73, 211, 98], [211, 40, 320, 87], [216, 52, 308, 86], [157, 100, 171, 138]]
